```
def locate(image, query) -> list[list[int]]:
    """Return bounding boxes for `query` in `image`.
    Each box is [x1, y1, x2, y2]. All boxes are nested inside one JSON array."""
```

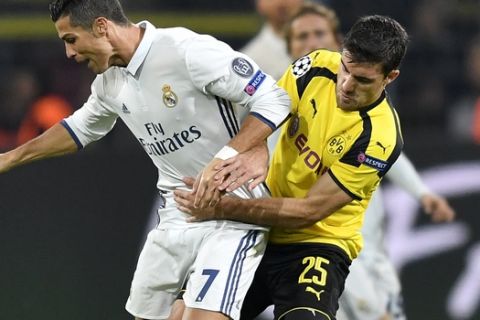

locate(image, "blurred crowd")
[[0, 0, 478, 152]]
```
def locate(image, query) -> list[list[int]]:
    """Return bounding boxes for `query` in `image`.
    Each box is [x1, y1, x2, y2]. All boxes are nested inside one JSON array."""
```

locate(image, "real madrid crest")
[[162, 84, 178, 108]]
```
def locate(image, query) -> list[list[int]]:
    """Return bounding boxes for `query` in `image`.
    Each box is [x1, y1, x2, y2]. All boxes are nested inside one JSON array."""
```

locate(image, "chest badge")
[[288, 114, 300, 137], [162, 84, 178, 108], [327, 135, 346, 156]]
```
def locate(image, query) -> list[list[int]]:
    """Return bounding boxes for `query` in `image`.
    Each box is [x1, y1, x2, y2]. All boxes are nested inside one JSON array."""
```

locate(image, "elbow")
[[295, 212, 321, 229], [290, 202, 325, 229], [297, 199, 331, 228]]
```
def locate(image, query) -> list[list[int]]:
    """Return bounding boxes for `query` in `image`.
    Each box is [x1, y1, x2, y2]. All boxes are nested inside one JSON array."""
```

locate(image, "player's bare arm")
[[176, 171, 353, 228], [421, 193, 456, 222], [0, 123, 78, 174]]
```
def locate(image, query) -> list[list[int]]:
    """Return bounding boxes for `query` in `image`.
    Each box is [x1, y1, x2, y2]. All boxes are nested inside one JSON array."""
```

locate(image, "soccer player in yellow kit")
[[176, 15, 408, 320]]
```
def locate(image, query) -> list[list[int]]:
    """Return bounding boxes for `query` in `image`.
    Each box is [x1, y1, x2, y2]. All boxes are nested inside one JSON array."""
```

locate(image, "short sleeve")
[[62, 77, 118, 148]]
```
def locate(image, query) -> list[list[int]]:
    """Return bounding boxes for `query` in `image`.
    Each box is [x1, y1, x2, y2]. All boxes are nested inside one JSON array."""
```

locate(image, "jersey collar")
[[126, 20, 156, 76], [360, 90, 386, 113]]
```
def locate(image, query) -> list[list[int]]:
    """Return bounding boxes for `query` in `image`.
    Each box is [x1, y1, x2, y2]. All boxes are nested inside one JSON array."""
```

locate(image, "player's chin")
[[88, 61, 108, 74]]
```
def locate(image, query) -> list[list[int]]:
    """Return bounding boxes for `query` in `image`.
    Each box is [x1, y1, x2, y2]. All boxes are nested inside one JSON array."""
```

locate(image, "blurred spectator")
[[0, 69, 39, 150], [241, 0, 303, 80], [16, 94, 73, 145], [396, 0, 458, 130], [0, 68, 72, 151], [241, 0, 303, 154], [448, 36, 480, 143]]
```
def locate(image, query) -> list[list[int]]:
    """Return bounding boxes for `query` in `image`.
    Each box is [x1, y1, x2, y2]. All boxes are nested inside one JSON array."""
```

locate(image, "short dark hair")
[[284, 2, 341, 53], [49, 0, 129, 29], [343, 15, 408, 75]]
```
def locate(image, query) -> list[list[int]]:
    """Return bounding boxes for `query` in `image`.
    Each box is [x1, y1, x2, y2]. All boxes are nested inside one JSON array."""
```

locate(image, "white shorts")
[[125, 224, 267, 320], [337, 253, 405, 320]]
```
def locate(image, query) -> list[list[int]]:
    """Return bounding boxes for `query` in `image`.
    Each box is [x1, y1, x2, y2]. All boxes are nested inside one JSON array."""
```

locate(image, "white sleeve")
[[386, 152, 431, 199], [62, 78, 118, 148], [184, 35, 290, 130]]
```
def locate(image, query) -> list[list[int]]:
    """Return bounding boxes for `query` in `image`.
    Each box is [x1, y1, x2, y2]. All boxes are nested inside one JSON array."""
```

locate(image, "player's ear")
[[384, 69, 400, 86], [92, 17, 108, 37]]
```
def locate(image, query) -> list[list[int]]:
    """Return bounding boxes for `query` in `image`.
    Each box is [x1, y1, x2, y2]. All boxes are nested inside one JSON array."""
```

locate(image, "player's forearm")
[[226, 115, 273, 153], [214, 175, 353, 228], [0, 123, 78, 173], [216, 196, 332, 229], [227, 84, 291, 153]]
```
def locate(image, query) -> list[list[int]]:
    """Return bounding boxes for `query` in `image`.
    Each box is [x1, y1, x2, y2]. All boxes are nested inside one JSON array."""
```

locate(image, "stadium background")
[[0, 0, 479, 319]]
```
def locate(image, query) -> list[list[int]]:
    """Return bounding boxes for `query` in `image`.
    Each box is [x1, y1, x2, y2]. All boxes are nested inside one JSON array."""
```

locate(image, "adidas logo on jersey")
[[122, 103, 131, 114]]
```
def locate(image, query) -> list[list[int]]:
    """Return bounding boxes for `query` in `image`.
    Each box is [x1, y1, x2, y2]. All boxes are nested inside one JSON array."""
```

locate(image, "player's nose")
[[306, 35, 321, 53], [342, 75, 356, 92], [65, 44, 77, 59]]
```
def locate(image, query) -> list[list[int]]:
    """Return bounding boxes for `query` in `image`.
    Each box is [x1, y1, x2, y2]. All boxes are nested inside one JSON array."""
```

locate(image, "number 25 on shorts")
[[298, 256, 329, 286]]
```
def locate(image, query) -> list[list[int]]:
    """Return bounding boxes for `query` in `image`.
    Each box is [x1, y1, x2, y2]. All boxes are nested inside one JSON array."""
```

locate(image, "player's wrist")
[[214, 145, 238, 160]]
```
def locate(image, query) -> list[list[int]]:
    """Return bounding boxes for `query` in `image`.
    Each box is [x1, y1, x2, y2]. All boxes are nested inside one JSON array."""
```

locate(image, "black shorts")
[[241, 242, 351, 320]]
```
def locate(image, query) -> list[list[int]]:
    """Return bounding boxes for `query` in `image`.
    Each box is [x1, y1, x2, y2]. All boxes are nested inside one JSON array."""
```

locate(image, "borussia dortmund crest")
[[162, 84, 178, 108], [327, 135, 346, 156]]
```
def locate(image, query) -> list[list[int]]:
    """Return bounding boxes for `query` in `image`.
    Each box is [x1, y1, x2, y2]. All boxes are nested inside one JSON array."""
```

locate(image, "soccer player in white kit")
[[0, 1, 291, 320]]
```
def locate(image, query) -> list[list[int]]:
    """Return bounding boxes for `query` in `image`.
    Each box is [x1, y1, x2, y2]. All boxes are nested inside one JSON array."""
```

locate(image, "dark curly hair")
[[343, 15, 409, 76]]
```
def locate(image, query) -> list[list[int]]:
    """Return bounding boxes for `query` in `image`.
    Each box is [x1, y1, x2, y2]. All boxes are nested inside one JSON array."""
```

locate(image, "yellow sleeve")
[[329, 141, 395, 200]]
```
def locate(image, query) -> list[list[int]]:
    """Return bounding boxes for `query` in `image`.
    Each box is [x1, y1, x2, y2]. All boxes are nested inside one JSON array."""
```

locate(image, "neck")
[[268, 22, 283, 36], [109, 23, 144, 67]]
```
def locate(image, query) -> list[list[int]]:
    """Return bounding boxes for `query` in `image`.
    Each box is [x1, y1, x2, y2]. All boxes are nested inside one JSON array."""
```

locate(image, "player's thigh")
[[183, 307, 230, 320], [183, 229, 267, 320], [177, 260, 273, 320], [264, 243, 350, 320], [126, 228, 205, 320], [167, 299, 186, 320]]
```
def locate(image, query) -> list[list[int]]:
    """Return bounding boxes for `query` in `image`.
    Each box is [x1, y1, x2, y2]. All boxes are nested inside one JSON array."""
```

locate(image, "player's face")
[[55, 15, 113, 74], [289, 13, 339, 60], [336, 50, 399, 111]]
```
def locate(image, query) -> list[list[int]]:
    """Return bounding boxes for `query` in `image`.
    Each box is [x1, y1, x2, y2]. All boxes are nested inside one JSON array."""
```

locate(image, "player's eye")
[[297, 33, 309, 41], [314, 30, 325, 38], [65, 37, 76, 44], [356, 77, 373, 84]]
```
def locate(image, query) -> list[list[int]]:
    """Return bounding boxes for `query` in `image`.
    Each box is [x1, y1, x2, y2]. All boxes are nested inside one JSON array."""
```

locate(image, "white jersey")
[[62, 21, 290, 230], [241, 23, 292, 157]]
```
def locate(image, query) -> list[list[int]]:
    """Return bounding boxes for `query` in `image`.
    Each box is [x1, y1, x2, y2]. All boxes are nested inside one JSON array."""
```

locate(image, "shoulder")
[[148, 27, 196, 53], [287, 49, 339, 82], [309, 49, 341, 71], [92, 67, 125, 99], [280, 49, 338, 102]]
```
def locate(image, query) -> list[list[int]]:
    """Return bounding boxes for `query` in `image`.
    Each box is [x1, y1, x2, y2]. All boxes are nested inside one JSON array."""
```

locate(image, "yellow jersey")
[[266, 49, 403, 260]]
